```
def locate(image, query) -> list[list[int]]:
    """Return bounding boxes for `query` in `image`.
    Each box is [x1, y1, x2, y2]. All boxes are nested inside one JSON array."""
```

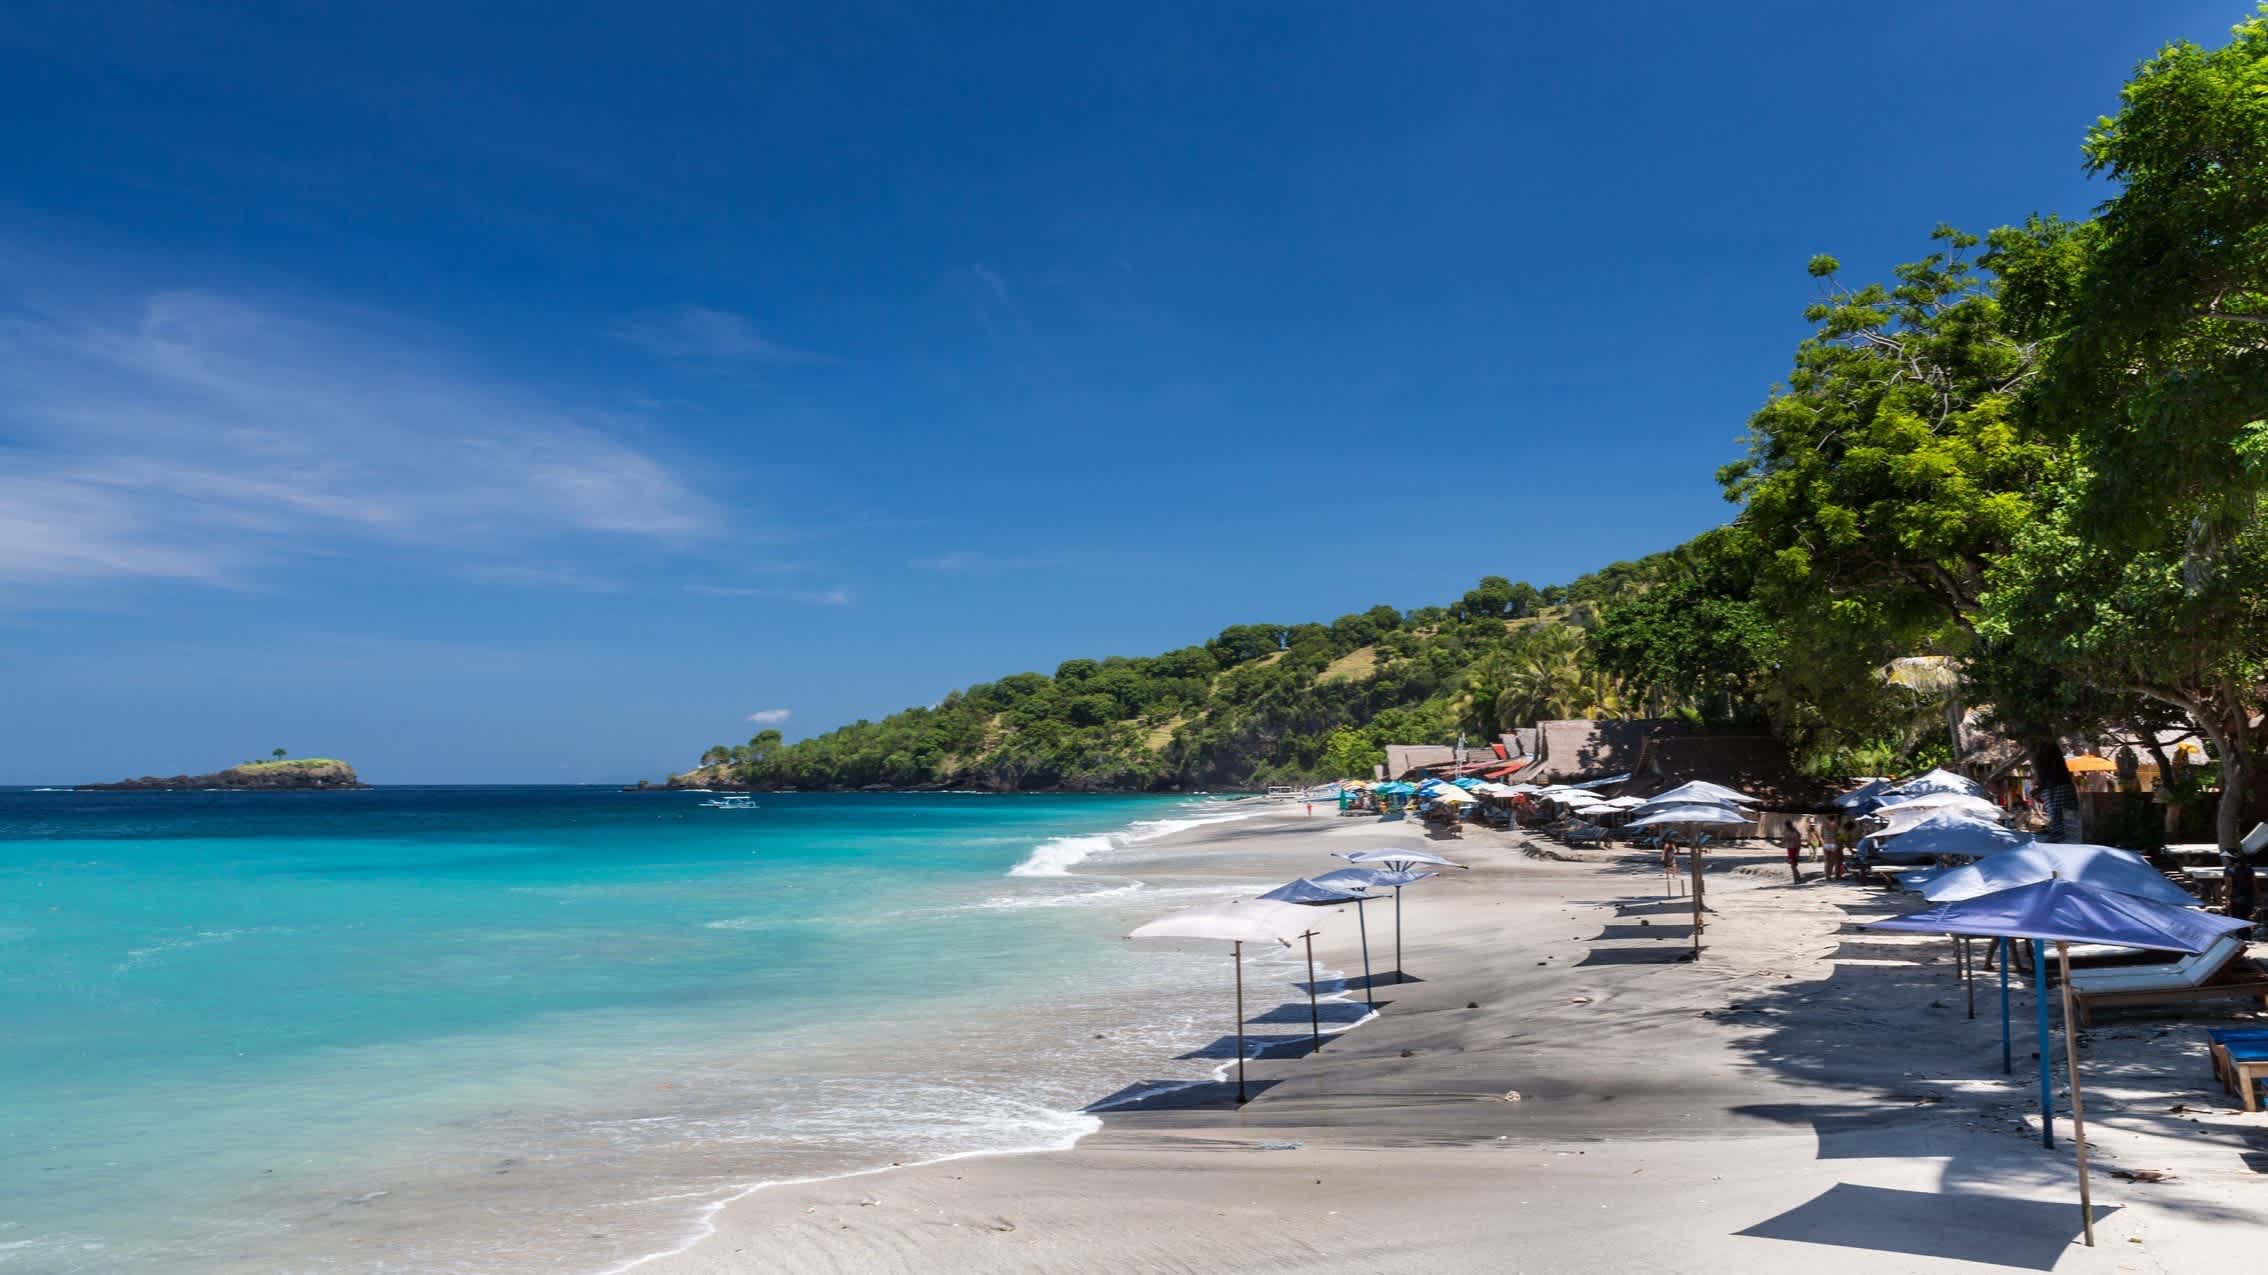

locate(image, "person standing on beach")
[[1829, 819, 1853, 881], [1783, 824, 1805, 883], [2227, 853, 2258, 928]]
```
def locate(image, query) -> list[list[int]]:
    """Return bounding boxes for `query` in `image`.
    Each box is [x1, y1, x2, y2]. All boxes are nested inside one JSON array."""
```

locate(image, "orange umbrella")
[[2063, 754, 2117, 774]]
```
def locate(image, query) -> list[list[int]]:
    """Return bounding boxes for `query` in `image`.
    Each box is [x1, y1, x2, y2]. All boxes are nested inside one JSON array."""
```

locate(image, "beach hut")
[[1130, 898, 1319, 1104], [1871, 880, 2251, 1246]]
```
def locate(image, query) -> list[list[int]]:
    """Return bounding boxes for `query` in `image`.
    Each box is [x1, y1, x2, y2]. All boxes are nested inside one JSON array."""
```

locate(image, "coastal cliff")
[[82, 759, 368, 791]]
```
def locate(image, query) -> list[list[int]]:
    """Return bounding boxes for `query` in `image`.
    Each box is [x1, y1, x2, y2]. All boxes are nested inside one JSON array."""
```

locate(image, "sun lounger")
[[2069, 932, 2268, 1025], [2204, 1027, 2268, 1094], [2214, 1039, 2268, 1111]]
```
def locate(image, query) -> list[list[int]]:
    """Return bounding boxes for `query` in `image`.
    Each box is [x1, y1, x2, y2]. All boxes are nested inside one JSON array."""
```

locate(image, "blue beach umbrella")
[[1870, 879, 2251, 1247], [1864, 814, 2031, 864], [1920, 844, 2196, 906], [1261, 875, 1381, 1029]]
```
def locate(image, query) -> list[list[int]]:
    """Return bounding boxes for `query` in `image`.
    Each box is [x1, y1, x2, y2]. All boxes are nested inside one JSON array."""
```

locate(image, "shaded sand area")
[[645, 810, 2268, 1273]]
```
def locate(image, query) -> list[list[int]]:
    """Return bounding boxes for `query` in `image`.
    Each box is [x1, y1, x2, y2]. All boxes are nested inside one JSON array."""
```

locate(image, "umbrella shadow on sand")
[[1083, 1078, 1285, 1112], [1735, 1182, 2113, 1270]]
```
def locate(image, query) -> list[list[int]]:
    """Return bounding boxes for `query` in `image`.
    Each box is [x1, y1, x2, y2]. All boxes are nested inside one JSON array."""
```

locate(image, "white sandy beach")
[[642, 807, 2268, 1273]]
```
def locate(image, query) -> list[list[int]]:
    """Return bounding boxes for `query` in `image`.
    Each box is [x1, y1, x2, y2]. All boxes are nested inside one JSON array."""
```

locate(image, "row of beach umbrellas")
[[1847, 766, 2240, 1247], [1127, 846, 1465, 1103]]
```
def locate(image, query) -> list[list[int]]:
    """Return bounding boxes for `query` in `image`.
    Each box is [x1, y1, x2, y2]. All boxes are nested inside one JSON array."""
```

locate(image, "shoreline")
[[602, 799, 1343, 1275], [643, 809, 2267, 1273]]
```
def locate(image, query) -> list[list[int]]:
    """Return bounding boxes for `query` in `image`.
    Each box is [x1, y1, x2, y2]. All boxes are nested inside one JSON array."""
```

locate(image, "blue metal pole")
[[1999, 937, 2012, 1076], [2034, 938, 2054, 1148]]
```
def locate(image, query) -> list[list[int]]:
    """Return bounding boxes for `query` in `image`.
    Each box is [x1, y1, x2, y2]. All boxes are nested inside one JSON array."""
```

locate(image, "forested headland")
[[676, 11, 2268, 846]]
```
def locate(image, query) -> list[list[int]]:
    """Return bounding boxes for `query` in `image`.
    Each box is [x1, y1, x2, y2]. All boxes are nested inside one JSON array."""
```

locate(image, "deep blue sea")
[[0, 787, 1285, 1273]]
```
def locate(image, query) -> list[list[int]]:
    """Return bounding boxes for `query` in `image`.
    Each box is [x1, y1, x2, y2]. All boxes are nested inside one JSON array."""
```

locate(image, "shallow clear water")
[[0, 787, 1310, 1273]]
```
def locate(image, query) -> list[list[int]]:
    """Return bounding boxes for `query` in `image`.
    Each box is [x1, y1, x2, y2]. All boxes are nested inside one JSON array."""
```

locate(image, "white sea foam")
[[1004, 802, 1264, 876], [1006, 832, 1119, 876]]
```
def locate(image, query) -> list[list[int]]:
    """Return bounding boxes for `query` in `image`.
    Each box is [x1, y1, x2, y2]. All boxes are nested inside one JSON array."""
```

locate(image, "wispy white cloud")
[[614, 305, 822, 364], [685, 583, 852, 606], [0, 278, 719, 591], [911, 550, 1055, 572], [970, 264, 1010, 300], [745, 708, 791, 725], [459, 563, 626, 592]]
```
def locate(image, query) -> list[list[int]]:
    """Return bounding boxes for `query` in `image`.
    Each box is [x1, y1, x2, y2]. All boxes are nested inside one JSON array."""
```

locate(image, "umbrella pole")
[[1965, 937, 1977, 1020], [2034, 938, 2054, 1148], [1999, 937, 2012, 1076], [1233, 941, 1248, 1105], [1302, 929, 1321, 1048], [2055, 940, 2096, 1247], [1356, 900, 1374, 1009], [1690, 843, 1704, 958], [1394, 885, 1405, 984]]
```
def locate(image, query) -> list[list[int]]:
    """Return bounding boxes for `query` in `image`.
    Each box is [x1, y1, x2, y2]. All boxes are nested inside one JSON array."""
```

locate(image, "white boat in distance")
[[700, 796, 758, 810]]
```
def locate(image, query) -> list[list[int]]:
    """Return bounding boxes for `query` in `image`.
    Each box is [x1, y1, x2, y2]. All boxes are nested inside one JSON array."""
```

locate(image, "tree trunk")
[[2219, 751, 2248, 852]]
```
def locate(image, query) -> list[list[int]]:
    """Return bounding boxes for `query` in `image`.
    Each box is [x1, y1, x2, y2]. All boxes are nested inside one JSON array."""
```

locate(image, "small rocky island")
[[81, 757, 368, 791]]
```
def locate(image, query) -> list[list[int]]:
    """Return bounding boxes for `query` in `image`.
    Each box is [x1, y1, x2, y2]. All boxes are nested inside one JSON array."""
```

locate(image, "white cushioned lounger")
[[2066, 931, 2244, 994]]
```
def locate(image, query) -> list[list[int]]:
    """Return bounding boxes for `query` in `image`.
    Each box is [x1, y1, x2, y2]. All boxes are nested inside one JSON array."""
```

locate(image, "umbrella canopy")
[[1919, 844, 2197, 906], [1427, 787, 1476, 805], [1310, 866, 1434, 891], [1129, 897, 1320, 1104], [1870, 806, 2006, 843], [2064, 754, 2118, 774], [1451, 777, 1485, 790], [1873, 877, 2251, 1247], [1867, 814, 2032, 863], [1835, 778, 1895, 810], [1129, 898, 1313, 945], [1888, 767, 1987, 800], [1337, 848, 1465, 870], [1259, 877, 1374, 905], [1872, 877, 2247, 952], [1601, 795, 1649, 808], [1643, 780, 1760, 807], [1626, 802, 1752, 828], [1873, 792, 2005, 822]]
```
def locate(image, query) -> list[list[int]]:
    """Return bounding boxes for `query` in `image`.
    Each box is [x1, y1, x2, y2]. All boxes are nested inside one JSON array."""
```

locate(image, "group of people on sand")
[[1782, 817, 1857, 884]]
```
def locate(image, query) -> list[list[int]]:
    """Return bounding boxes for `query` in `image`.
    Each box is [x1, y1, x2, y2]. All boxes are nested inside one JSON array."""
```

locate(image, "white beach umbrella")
[[1130, 898, 1316, 1103], [1874, 791, 2004, 820], [1870, 798, 2006, 837], [1602, 795, 1649, 808], [1330, 851, 1459, 983], [1625, 802, 1751, 828], [1888, 767, 1988, 800], [1641, 780, 1760, 807]]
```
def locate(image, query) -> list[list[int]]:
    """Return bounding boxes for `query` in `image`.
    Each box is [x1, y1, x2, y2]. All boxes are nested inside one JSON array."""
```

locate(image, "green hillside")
[[678, 564, 1809, 791], [681, 14, 2268, 840]]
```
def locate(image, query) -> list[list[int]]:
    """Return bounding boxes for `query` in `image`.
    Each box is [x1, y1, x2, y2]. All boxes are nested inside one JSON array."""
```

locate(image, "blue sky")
[[0, 2, 2241, 783]]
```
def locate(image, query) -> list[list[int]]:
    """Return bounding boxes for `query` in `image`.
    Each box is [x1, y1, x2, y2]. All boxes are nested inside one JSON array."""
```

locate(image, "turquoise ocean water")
[[0, 788, 1294, 1273]]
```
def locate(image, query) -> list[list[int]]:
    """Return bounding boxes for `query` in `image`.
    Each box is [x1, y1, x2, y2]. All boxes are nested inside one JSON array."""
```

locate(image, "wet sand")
[[642, 808, 2268, 1272]]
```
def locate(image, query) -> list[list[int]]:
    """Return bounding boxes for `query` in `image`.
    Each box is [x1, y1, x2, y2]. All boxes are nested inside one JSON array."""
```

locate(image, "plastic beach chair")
[[2217, 1040, 2268, 1111]]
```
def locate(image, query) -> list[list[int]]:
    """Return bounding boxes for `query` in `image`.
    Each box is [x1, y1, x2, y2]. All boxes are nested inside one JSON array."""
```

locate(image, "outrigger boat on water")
[[700, 796, 758, 810]]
